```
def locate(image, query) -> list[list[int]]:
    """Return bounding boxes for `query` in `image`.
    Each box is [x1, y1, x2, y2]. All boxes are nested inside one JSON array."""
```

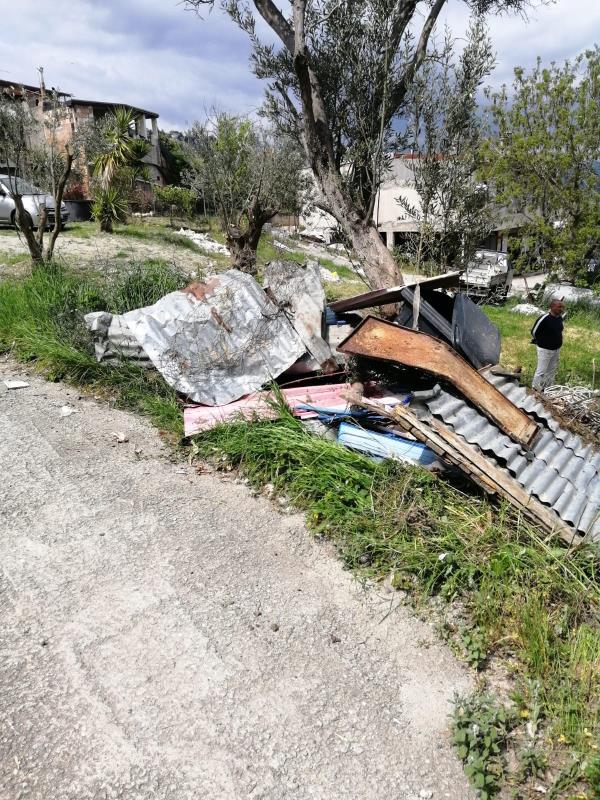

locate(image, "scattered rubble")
[[543, 283, 600, 305], [176, 228, 229, 255], [543, 384, 600, 431], [511, 303, 544, 315], [81, 259, 600, 546], [3, 379, 29, 390]]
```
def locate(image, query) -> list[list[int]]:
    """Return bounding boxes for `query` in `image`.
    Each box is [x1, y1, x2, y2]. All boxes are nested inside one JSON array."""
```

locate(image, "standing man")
[[531, 299, 564, 391]]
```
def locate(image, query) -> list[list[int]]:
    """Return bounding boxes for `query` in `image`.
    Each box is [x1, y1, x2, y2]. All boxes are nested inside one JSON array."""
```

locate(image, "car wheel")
[[11, 210, 34, 230]]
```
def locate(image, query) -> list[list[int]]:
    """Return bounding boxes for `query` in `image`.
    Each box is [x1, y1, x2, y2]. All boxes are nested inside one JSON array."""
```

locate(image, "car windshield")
[[1, 177, 43, 194]]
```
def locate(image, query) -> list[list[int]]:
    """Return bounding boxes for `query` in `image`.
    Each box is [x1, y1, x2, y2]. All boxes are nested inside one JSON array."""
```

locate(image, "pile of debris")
[[84, 263, 600, 547]]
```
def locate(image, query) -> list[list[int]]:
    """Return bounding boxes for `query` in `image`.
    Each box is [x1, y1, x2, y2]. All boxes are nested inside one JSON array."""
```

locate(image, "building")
[[0, 78, 165, 203], [374, 153, 518, 255]]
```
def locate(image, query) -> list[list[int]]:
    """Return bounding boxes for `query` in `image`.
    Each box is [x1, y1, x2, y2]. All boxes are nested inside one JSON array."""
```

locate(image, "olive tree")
[[0, 87, 76, 266], [397, 17, 494, 273], [185, 0, 533, 289], [185, 113, 304, 273]]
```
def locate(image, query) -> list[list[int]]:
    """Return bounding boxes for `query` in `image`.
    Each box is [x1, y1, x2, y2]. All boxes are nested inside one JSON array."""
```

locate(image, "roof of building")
[[68, 98, 159, 118], [0, 78, 71, 98]]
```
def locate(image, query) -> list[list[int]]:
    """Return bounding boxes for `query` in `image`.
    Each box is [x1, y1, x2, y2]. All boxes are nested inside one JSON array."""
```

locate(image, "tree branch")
[[252, 0, 294, 52], [389, 0, 447, 113]]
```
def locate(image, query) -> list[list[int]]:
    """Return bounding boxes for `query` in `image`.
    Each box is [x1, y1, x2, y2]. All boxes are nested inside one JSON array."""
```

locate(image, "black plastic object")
[[452, 293, 501, 368]]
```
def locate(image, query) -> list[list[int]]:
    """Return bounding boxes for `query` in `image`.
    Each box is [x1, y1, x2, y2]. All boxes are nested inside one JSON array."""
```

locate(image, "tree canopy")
[[185, 0, 533, 288], [482, 47, 600, 283]]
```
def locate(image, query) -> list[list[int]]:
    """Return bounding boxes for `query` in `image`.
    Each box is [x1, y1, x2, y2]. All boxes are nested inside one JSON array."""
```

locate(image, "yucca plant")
[[92, 108, 150, 232], [91, 185, 129, 233]]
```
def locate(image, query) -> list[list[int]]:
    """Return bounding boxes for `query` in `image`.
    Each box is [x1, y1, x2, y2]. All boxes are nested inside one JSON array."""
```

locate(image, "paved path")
[[0, 361, 473, 800]]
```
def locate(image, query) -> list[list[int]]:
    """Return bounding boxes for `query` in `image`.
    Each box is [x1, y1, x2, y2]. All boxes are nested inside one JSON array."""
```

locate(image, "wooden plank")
[[348, 392, 580, 547], [328, 272, 461, 314], [337, 316, 539, 449]]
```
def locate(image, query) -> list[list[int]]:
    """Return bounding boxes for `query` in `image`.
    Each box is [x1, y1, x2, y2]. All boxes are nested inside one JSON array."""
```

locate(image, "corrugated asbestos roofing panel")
[[421, 381, 600, 541]]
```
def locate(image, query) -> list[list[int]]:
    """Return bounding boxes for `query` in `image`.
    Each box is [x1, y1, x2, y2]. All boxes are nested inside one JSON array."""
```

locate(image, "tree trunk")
[[226, 197, 274, 276], [44, 144, 74, 263], [227, 230, 260, 275], [13, 194, 44, 266], [315, 164, 402, 289]]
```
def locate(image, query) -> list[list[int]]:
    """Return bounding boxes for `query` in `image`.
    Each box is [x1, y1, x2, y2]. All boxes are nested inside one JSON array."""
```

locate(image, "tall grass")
[[0, 262, 184, 434]]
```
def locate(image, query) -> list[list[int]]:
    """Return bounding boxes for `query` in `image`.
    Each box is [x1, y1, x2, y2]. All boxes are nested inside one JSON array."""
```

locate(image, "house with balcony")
[[0, 78, 166, 215]]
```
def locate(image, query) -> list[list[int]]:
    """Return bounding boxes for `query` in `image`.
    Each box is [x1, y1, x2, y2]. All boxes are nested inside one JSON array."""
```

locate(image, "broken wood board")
[[349, 394, 580, 547], [328, 272, 461, 313], [337, 316, 538, 449]]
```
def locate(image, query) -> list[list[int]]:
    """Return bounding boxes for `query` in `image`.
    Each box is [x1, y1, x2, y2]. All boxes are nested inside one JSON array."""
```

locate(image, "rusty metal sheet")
[[337, 316, 539, 449]]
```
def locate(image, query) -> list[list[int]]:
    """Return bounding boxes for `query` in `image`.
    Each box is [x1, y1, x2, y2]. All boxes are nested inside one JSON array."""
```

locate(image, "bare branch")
[[252, 0, 295, 52], [389, 0, 447, 112]]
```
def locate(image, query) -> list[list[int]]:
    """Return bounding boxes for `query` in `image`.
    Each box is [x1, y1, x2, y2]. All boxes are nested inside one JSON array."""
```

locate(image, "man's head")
[[550, 299, 564, 316]]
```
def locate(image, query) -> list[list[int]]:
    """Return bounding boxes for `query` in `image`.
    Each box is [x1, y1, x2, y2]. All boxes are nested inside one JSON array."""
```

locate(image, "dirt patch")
[[0, 227, 218, 278]]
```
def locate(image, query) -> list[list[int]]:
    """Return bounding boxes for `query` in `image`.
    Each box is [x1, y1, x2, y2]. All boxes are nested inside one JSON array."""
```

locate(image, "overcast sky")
[[4, 0, 599, 130]]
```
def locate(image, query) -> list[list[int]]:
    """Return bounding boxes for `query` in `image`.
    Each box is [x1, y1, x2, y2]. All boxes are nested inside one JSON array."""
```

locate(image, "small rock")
[[330, 634, 341, 644], [40, 639, 48, 647], [271, 623, 280, 632], [419, 790, 433, 799], [112, 431, 129, 443]]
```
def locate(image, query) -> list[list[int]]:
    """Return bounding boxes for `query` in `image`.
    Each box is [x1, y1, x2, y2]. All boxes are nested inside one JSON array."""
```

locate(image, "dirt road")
[[0, 361, 473, 800]]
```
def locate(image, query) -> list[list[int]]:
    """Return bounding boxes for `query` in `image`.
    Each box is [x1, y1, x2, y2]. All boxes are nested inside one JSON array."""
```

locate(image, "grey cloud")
[[2, 0, 598, 130]]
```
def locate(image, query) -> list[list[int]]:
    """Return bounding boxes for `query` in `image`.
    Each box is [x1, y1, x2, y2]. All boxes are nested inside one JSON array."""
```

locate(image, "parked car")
[[460, 249, 514, 302], [0, 174, 69, 229]]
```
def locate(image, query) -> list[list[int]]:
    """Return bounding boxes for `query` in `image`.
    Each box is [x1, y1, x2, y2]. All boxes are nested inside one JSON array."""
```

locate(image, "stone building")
[[0, 78, 165, 205]]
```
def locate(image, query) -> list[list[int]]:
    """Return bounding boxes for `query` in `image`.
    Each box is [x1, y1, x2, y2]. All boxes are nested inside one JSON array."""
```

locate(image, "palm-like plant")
[[92, 108, 150, 232]]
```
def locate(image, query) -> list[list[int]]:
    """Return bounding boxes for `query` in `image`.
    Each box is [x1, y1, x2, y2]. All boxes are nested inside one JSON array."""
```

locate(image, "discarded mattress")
[[337, 421, 438, 466]]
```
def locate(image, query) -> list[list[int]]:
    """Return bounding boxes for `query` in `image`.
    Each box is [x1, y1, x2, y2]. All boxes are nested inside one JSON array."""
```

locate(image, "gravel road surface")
[[0, 361, 473, 800]]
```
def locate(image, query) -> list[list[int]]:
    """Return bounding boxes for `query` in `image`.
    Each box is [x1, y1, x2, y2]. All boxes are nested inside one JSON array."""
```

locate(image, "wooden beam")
[[348, 393, 581, 547], [337, 316, 539, 449]]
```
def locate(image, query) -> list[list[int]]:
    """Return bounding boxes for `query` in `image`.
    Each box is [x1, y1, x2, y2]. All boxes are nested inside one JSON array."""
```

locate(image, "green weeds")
[[194, 413, 600, 796], [0, 262, 183, 435], [452, 693, 516, 798]]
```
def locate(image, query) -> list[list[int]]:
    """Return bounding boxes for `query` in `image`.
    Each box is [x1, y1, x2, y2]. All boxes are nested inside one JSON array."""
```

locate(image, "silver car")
[[0, 174, 69, 229]]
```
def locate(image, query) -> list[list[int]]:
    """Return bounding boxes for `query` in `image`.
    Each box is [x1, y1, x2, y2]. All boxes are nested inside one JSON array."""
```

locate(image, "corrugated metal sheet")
[[415, 379, 600, 542]]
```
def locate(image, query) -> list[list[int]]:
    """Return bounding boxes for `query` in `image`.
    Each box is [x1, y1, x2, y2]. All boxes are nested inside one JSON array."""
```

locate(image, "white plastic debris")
[[544, 283, 600, 305], [511, 303, 544, 315], [319, 266, 340, 283], [3, 379, 29, 389], [272, 239, 295, 253], [59, 405, 80, 417], [177, 228, 229, 255]]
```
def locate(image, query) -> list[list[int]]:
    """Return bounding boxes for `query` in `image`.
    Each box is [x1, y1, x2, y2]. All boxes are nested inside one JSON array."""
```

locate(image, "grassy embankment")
[[486, 300, 600, 388], [0, 238, 598, 797]]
